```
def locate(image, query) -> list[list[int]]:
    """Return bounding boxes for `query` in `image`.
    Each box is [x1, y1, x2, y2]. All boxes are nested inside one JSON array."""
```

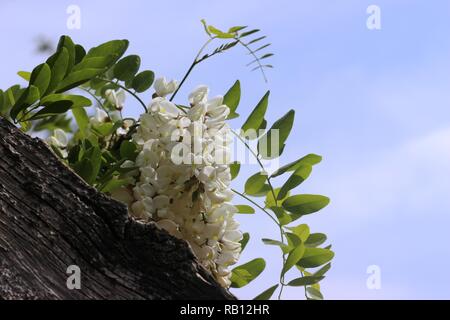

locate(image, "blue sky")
[[1, 0, 450, 299]]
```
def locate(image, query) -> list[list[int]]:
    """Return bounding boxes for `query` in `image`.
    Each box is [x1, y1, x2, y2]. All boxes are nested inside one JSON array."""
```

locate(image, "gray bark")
[[0, 117, 234, 300]]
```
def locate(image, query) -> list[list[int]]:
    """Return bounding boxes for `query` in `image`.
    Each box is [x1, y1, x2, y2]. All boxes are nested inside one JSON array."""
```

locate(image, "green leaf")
[[240, 232, 250, 252], [306, 287, 324, 300], [282, 238, 305, 276], [235, 205, 255, 214], [74, 44, 86, 64], [10, 85, 40, 121], [201, 19, 211, 36], [314, 263, 331, 277], [240, 29, 260, 37], [82, 138, 95, 150], [29, 63, 51, 96], [113, 55, 141, 81], [253, 284, 278, 300], [241, 91, 269, 139], [74, 55, 120, 71], [245, 171, 268, 195], [230, 161, 240, 180], [131, 70, 155, 93], [28, 100, 74, 120], [17, 71, 31, 81], [228, 26, 247, 33], [56, 68, 106, 93], [288, 276, 324, 287], [83, 39, 129, 67], [258, 109, 295, 159], [277, 164, 312, 200], [282, 194, 330, 216], [285, 232, 302, 247], [287, 224, 310, 242], [261, 238, 290, 253], [56, 40, 129, 92], [270, 154, 322, 179], [41, 94, 92, 108], [250, 184, 271, 197], [257, 118, 267, 136], [56, 36, 76, 75], [67, 144, 81, 163], [297, 248, 334, 268], [260, 53, 274, 60], [2, 85, 24, 114], [72, 107, 89, 137], [120, 140, 137, 160], [265, 188, 289, 207], [45, 47, 69, 94], [269, 206, 292, 226], [230, 258, 266, 288], [19, 120, 32, 132], [305, 233, 327, 248], [89, 77, 108, 90], [261, 238, 285, 246], [207, 25, 235, 38], [72, 158, 94, 184], [92, 122, 114, 136], [247, 36, 267, 45], [28, 94, 91, 121], [223, 80, 240, 118], [101, 150, 118, 165], [101, 177, 129, 193], [83, 146, 102, 185]]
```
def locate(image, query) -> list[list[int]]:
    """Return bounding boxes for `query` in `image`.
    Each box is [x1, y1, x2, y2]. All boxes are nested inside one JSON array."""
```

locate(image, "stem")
[[267, 174, 288, 300], [79, 88, 111, 118], [169, 37, 216, 102], [99, 78, 148, 113], [169, 62, 196, 102], [277, 223, 287, 299], [231, 188, 278, 225], [300, 270, 309, 299], [231, 129, 288, 299], [231, 130, 263, 168]]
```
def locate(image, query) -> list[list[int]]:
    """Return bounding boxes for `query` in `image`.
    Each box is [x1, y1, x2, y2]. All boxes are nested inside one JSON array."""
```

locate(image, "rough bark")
[[0, 118, 235, 300]]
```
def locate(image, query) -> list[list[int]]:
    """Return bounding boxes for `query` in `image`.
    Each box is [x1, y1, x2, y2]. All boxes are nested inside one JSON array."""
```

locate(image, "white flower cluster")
[[116, 79, 242, 287]]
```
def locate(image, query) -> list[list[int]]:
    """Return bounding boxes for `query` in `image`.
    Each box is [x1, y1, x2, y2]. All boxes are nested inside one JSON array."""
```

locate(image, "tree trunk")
[[0, 118, 234, 300]]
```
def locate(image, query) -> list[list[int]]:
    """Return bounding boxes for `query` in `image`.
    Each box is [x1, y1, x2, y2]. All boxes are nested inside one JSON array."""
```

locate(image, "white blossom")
[[154, 77, 178, 98], [90, 108, 109, 127], [105, 89, 126, 110], [47, 129, 68, 158], [120, 81, 242, 287], [189, 85, 209, 106]]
